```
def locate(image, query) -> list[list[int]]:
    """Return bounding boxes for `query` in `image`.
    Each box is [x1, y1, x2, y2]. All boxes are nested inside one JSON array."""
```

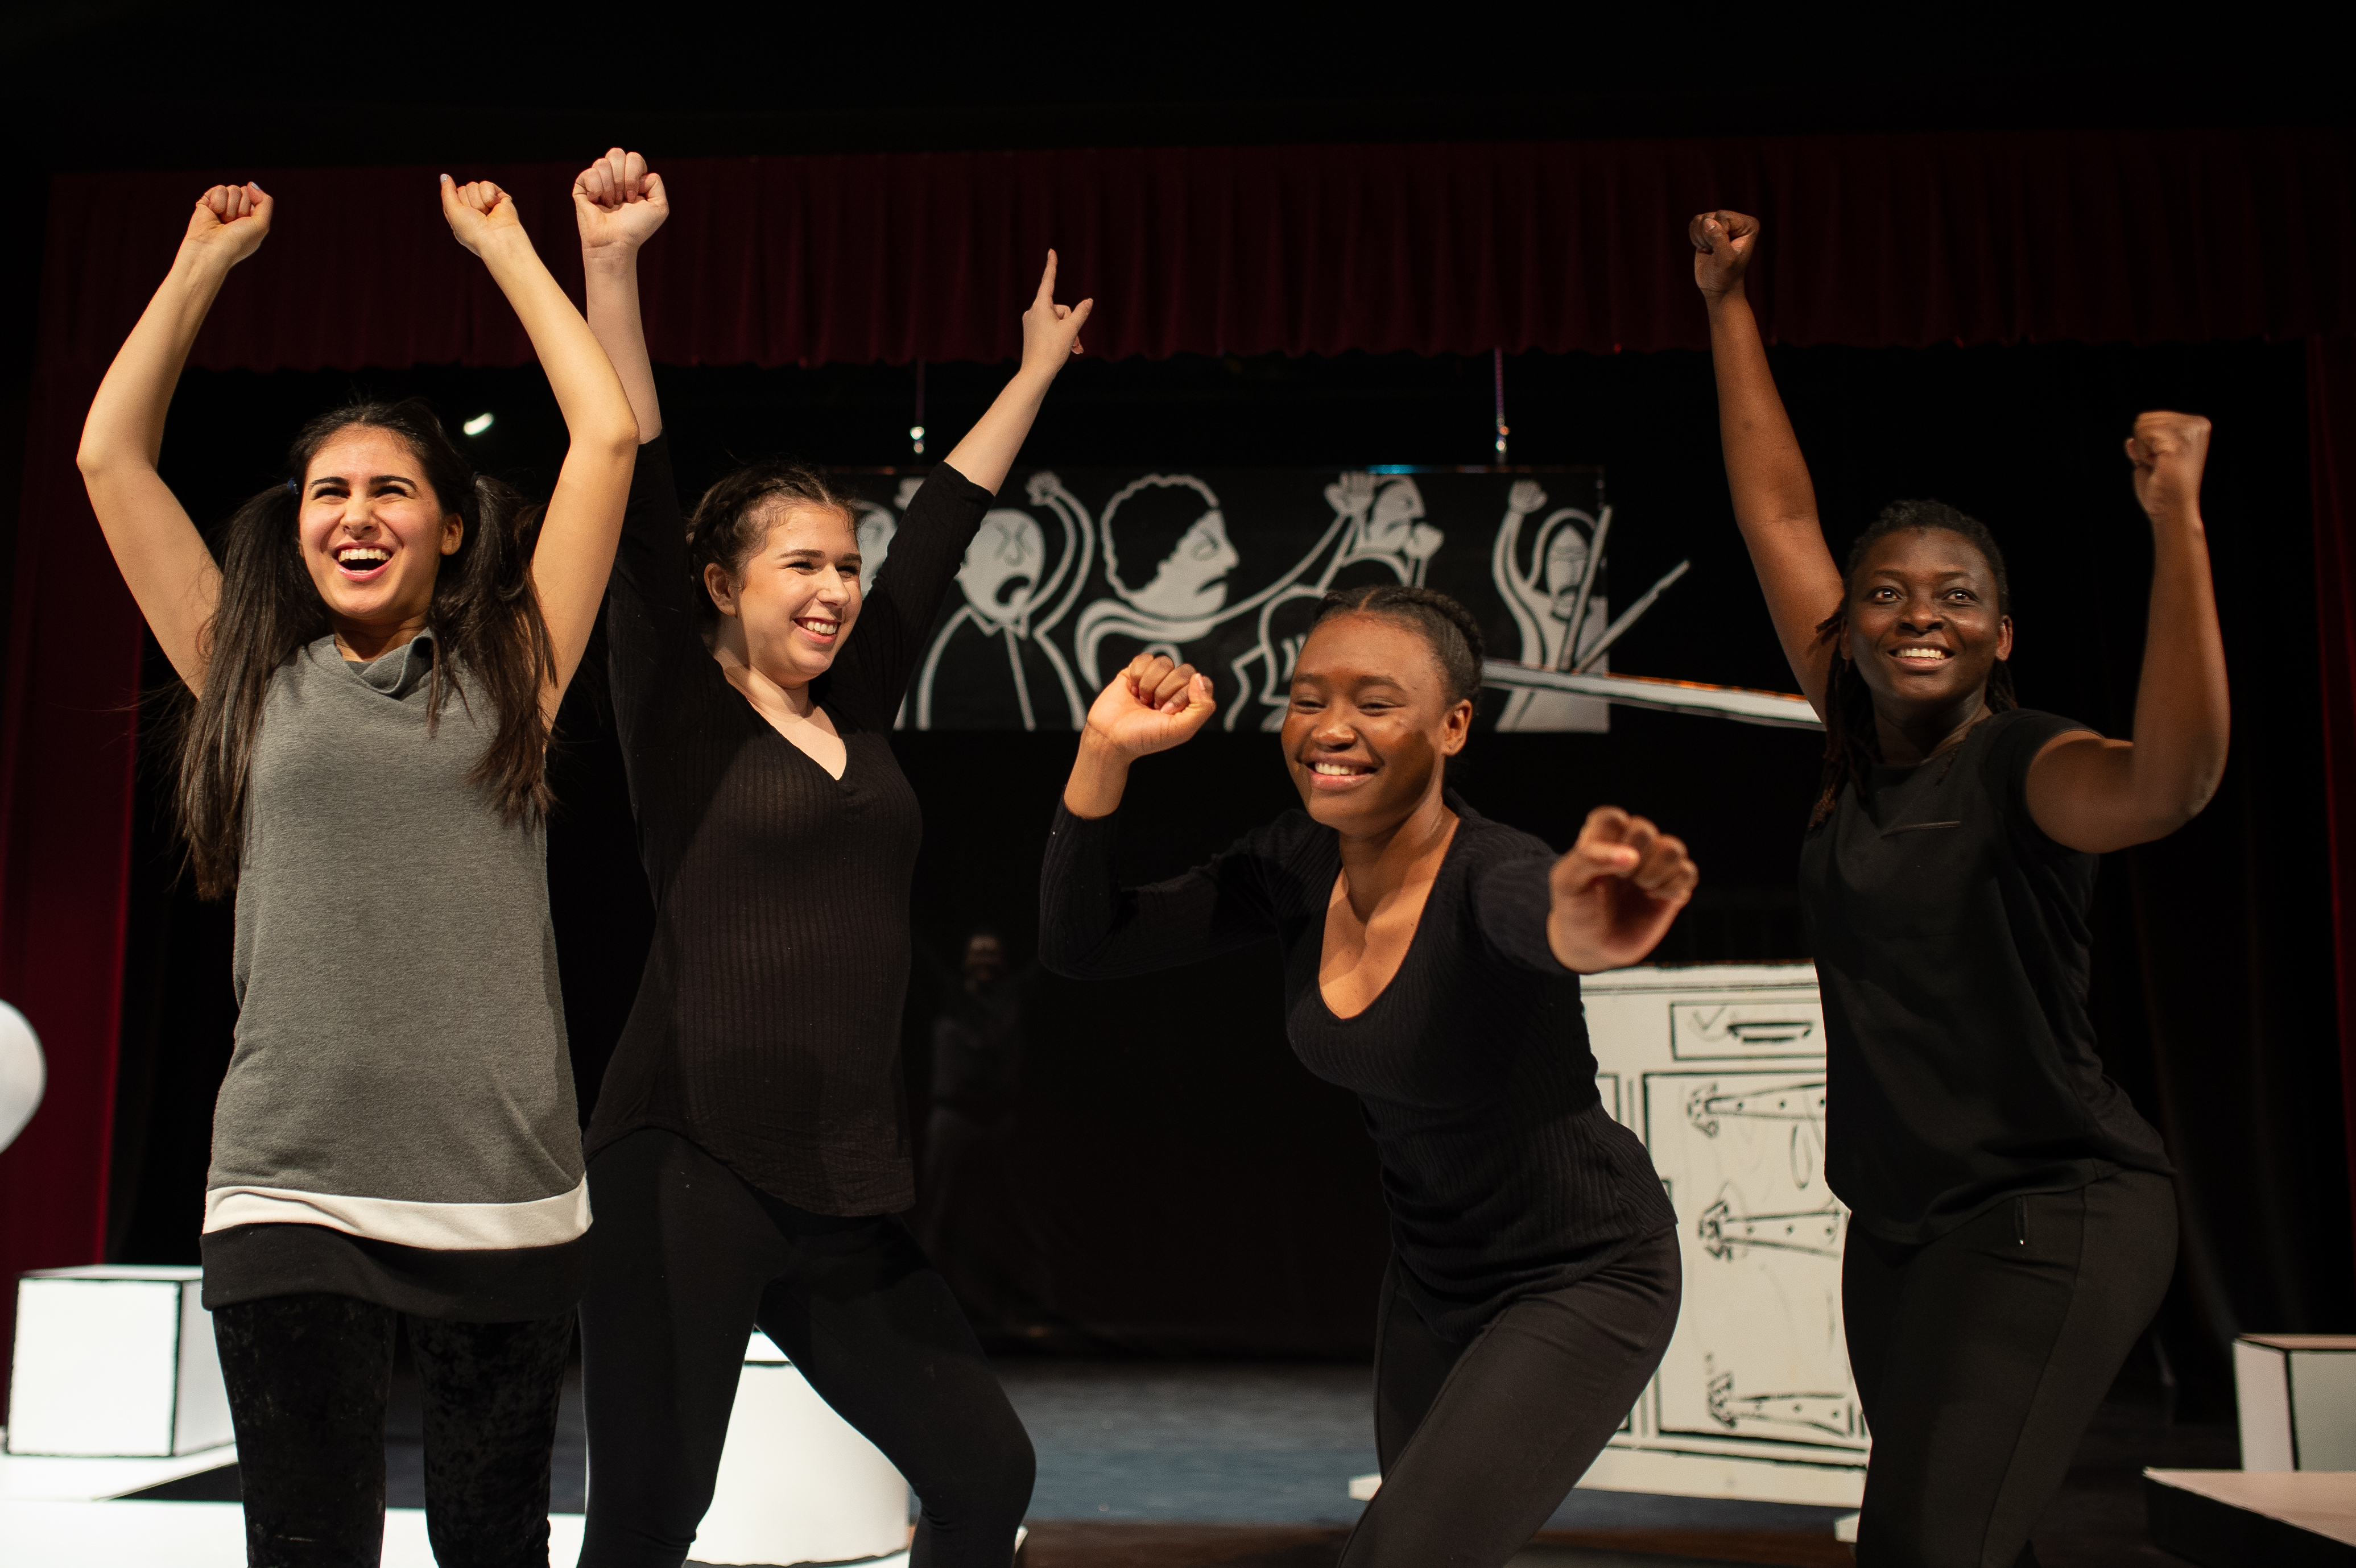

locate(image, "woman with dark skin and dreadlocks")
[[1692, 209, 2229, 1568], [1039, 586, 1700, 1568]]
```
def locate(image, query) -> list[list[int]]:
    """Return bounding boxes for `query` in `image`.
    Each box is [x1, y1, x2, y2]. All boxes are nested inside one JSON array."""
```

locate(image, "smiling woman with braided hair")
[[1693, 208, 2229, 1568], [1040, 584, 1700, 1567]]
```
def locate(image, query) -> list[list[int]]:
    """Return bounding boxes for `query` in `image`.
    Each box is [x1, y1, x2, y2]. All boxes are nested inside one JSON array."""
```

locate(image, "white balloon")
[[0, 1001, 44, 1154]]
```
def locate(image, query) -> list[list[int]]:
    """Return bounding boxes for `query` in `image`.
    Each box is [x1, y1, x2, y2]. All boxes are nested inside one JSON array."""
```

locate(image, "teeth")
[[798, 619, 840, 632], [337, 548, 388, 566], [1895, 647, 1950, 659], [1311, 763, 1365, 776]]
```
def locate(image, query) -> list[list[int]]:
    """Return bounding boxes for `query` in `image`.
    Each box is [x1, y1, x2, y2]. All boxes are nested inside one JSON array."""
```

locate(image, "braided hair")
[[1809, 500, 2017, 828], [1309, 584, 1486, 706]]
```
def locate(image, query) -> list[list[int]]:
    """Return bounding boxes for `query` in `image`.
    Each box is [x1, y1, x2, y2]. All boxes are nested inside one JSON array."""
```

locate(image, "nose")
[[1311, 711, 1357, 747], [1895, 595, 1944, 635]]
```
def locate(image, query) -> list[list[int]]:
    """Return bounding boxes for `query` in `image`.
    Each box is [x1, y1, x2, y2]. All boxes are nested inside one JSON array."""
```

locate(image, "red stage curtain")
[[6, 127, 2354, 1335]]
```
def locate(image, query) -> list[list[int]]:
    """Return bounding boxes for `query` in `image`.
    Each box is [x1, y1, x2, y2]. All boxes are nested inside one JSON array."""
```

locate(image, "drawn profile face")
[[1545, 523, 1590, 617], [1104, 474, 1240, 620], [855, 505, 898, 596], [957, 508, 1047, 628]]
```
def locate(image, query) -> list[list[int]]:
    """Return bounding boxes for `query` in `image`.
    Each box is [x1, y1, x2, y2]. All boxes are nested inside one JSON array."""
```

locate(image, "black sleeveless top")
[[1800, 706, 2172, 1244]]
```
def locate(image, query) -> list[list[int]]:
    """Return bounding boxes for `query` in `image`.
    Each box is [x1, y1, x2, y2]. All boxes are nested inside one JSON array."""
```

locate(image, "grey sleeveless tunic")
[[198, 632, 588, 1319]]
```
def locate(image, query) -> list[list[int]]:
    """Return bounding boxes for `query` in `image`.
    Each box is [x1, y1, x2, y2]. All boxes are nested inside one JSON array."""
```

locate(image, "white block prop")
[[692, 1331, 910, 1566], [6, 1267, 230, 1458], [2236, 1334, 2356, 1472]]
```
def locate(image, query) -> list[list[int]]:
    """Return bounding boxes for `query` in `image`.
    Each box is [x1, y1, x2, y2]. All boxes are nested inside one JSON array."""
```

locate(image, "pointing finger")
[[1036, 249, 1059, 307]]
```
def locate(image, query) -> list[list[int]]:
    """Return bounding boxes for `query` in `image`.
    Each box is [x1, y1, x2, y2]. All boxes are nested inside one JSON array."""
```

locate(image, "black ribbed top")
[[1039, 793, 1676, 1341], [587, 434, 991, 1215]]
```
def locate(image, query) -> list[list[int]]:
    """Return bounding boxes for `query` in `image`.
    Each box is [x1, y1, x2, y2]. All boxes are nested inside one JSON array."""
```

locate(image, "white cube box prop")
[[2235, 1333, 2356, 1471], [694, 1331, 909, 1566], [7, 1266, 230, 1457]]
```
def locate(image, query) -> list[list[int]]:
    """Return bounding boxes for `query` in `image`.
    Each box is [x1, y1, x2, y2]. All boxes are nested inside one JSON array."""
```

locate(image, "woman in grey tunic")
[[77, 175, 639, 1567]]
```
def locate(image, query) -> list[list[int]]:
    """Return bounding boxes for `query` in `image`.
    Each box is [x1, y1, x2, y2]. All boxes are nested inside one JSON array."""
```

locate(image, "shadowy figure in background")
[[915, 929, 1038, 1322]]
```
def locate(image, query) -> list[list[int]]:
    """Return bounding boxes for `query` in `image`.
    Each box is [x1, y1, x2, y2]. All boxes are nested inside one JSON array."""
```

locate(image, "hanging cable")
[[910, 359, 927, 458], [1493, 347, 1508, 464]]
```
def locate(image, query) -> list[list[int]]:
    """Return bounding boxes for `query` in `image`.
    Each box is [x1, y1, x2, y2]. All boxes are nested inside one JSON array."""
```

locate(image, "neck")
[[1872, 688, 1994, 766], [1334, 781, 1458, 918], [332, 611, 430, 664], [710, 625, 816, 717]]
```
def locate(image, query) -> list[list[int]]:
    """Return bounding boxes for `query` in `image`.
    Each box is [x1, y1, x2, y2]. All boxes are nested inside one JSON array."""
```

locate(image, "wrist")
[[1701, 282, 1749, 313], [581, 242, 642, 275]]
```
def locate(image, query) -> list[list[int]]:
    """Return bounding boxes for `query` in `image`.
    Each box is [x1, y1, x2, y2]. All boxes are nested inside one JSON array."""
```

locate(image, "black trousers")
[[576, 1129, 1034, 1568], [1844, 1168, 2178, 1568], [1341, 1228, 1682, 1567], [212, 1292, 574, 1568]]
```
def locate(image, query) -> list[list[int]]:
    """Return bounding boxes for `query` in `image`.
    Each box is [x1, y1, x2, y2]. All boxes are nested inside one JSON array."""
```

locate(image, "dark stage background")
[[98, 334, 2342, 1400]]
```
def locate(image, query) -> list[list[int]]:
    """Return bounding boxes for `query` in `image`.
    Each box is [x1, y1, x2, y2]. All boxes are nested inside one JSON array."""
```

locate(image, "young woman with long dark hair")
[[567, 149, 1088, 1568], [76, 176, 639, 1566], [1038, 587, 1698, 1568], [1690, 209, 2227, 1567]]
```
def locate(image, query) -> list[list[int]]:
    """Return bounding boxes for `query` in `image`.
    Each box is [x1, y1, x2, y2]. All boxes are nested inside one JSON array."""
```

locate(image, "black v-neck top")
[[1039, 792, 1677, 1341], [586, 434, 992, 1215], [1799, 706, 2172, 1245]]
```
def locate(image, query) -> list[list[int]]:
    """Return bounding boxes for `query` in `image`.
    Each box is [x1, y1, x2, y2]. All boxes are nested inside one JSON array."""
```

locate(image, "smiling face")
[[705, 501, 863, 686], [1842, 527, 2013, 719], [298, 426, 462, 635], [1280, 613, 1472, 837]]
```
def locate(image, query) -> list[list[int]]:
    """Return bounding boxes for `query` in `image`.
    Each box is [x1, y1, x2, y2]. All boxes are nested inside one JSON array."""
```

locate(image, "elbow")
[[596, 409, 641, 460], [76, 435, 123, 481]]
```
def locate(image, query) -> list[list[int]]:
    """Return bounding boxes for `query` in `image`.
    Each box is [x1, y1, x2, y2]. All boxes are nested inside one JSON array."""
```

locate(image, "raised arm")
[[574, 147, 667, 444], [439, 176, 638, 717], [941, 250, 1093, 495], [76, 183, 273, 688], [1692, 210, 1844, 712], [2022, 413, 2230, 853], [1061, 653, 1217, 818]]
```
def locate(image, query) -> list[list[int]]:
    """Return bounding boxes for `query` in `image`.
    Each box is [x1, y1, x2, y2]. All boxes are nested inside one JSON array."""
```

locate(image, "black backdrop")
[[106, 335, 2345, 1402]]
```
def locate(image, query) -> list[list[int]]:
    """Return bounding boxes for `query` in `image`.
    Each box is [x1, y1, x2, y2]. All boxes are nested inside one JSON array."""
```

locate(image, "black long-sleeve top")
[[586, 434, 991, 1215], [1039, 791, 1677, 1341]]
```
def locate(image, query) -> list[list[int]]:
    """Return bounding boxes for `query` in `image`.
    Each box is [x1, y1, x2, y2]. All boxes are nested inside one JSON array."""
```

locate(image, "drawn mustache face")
[[958, 508, 1047, 626], [1545, 524, 1592, 617]]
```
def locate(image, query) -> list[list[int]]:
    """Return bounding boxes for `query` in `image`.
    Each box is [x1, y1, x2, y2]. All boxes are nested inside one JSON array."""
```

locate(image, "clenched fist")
[[575, 147, 668, 255], [1081, 653, 1217, 761], [1547, 806, 1699, 973], [2124, 411, 2211, 527], [440, 175, 523, 258], [184, 182, 272, 268], [1689, 209, 1760, 299]]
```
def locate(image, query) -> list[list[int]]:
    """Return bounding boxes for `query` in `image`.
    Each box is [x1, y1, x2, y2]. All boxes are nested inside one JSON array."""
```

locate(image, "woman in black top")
[[571, 150, 1089, 1568], [1040, 586, 1700, 1568], [1693, 210, 2227, 1567]]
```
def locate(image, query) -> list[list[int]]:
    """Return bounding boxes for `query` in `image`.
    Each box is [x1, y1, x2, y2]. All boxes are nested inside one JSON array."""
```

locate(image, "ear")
[[440, 514, 465, 557], [1439, 698, 1474, 756], [704, 560, 742, 618], [1995, 615, 2015, 661]]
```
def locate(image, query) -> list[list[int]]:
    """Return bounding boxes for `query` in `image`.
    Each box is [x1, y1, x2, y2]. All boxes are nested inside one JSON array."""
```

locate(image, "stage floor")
[[94, 1351, 2230, 1565]]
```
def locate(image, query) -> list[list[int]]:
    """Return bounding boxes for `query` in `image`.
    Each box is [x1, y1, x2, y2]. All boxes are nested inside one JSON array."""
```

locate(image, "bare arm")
[[941, 250, 1093, 495], [441, 176, 639, 715], [2023, 413, 2230, 853], [76, 183, 272, 688], [574, 148, 667, 443], [1693, 210, 1844, 712]]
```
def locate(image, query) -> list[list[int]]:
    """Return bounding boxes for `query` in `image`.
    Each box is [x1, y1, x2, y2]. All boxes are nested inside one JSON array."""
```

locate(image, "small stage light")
[[463, 412, 495, 436]]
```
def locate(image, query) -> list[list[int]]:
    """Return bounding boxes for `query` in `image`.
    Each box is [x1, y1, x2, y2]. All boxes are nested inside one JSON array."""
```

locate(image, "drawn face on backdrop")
[[1544, 523, 1592, 618], [1104, 475, 1241, 622], [957, 509, 1047, 629], [1364, 478, 1444, 566], [855, 505, 897, 595], [298, 426, 462, 637]]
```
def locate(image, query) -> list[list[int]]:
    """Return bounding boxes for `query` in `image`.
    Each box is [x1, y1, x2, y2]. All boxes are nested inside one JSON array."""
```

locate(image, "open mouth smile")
[[1303, 758, 1376, 791], [334, 545, 391, 581], [1889, 644, 1954, 668], [794, 615, 842, 643]]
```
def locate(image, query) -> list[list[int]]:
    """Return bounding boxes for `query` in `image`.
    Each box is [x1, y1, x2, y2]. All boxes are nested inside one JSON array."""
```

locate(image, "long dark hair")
[[176, 398, 555, 897], [1809, 499, 2018, 828], [1310, 584, 1487, 705]]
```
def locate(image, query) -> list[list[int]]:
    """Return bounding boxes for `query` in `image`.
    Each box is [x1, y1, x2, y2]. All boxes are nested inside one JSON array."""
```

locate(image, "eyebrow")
[[307, 474, 416, 490], [778, 547, 861, 564]]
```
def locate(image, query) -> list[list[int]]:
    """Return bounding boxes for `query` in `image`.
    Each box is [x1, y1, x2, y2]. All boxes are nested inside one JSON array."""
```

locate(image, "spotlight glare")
[[463, 412, 495, 436]]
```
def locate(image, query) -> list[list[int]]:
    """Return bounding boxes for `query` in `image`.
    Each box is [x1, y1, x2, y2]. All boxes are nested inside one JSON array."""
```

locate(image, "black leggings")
[[1844, 1169, 2178, 1568], [212, 1292, 573, 1568], [1342, 1228, 1682, 1567], [576, 1129, 1034, 1568]]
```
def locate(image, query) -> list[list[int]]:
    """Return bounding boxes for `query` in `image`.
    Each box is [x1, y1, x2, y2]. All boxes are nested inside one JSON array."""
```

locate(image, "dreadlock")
[[1809, 500, 2018, 829]]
